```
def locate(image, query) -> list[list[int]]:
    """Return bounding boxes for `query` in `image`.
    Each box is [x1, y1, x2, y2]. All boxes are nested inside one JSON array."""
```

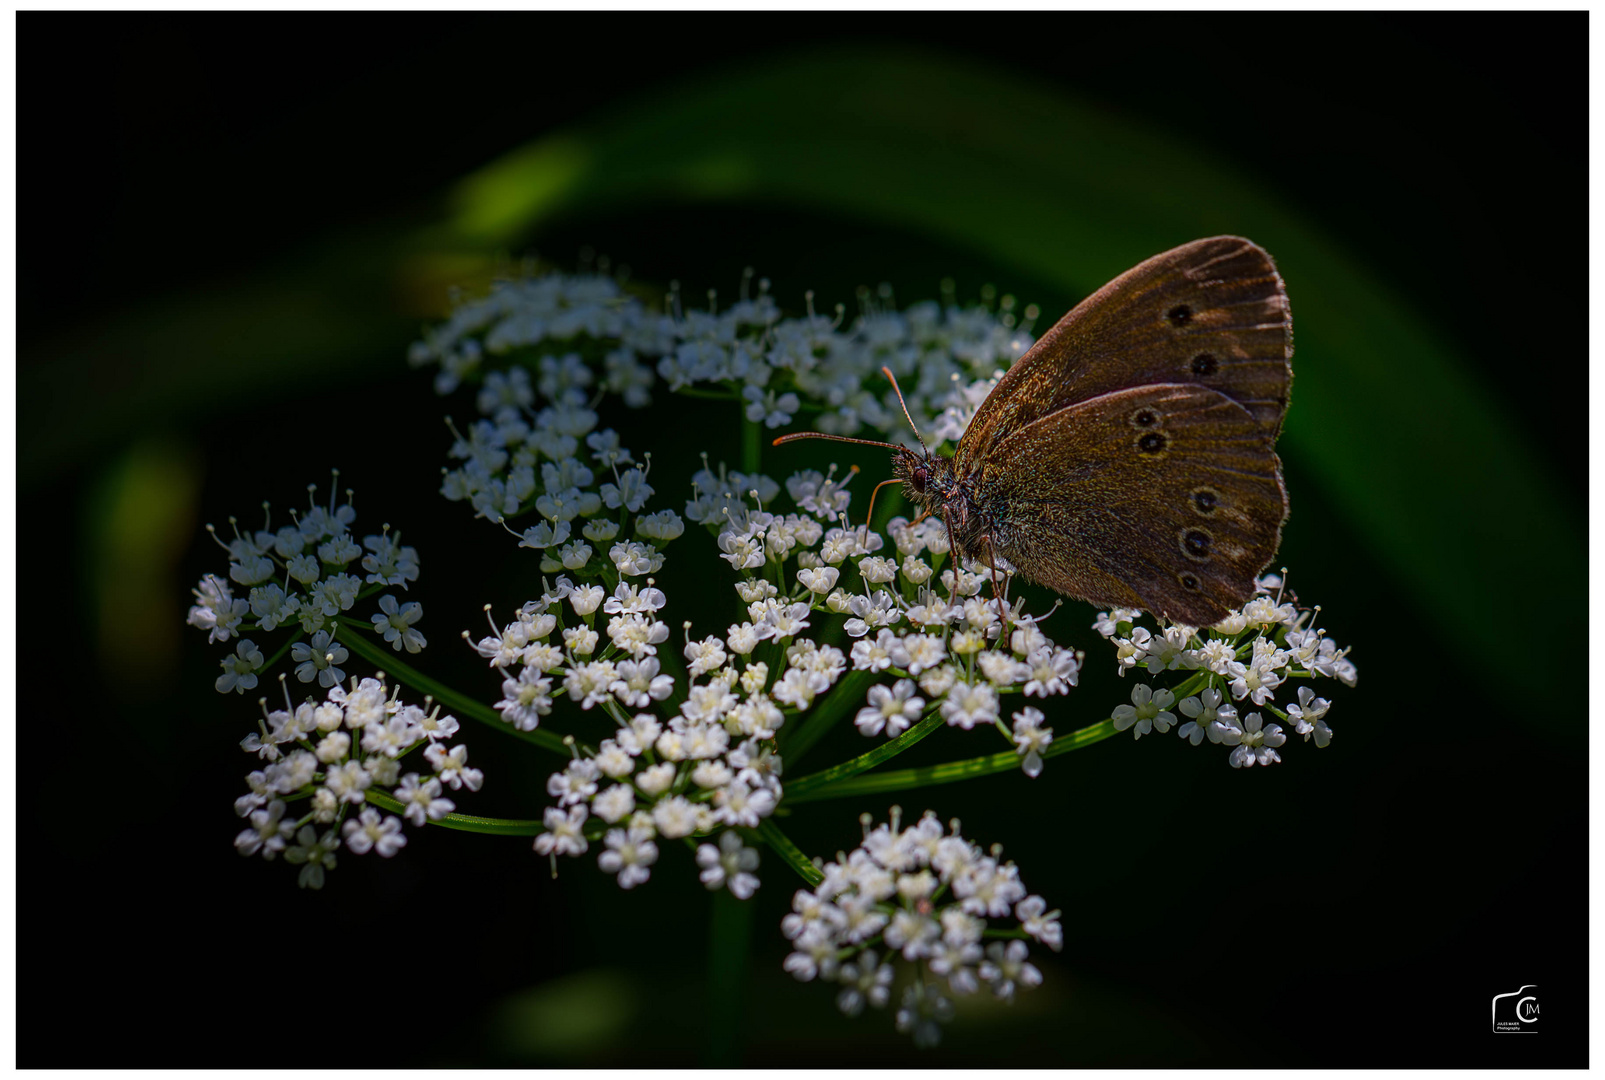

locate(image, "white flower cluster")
[[437, 365, 683, 576], [407, 268, 1038, 448], [699, 465, 1084, 775], [471, 574, 783, 894], [783, 808, 1061, 1047], [187, 479, 425, 694], [232, 676, 478, 888], [471, 576, 687, 729], [1098, 574, 1356, 767], [531, 715, 776, 895]]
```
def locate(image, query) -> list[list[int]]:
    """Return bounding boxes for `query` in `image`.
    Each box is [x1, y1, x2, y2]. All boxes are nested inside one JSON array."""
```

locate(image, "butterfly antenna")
[[880, 366, 929, 457], [771, 431, 905, 451]]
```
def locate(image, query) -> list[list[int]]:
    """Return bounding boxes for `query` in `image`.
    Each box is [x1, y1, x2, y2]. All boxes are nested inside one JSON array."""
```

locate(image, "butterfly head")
[[890, 445, 958, 515]]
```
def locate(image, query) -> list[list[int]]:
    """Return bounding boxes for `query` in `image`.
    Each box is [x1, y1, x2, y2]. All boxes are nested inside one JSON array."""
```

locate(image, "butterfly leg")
[[979, 532, 1009, 637], [940, 506, 963, 608]]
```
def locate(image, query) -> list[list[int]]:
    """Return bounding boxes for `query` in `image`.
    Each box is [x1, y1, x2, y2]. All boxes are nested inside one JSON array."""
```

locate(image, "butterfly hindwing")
[[973, 383, 1287, 625]]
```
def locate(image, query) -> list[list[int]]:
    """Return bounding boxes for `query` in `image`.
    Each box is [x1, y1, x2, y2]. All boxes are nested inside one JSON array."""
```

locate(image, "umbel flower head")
[[188, 475, 428, 695], [1096, 572, 1355, 767], [199, 256, 1358, 1052], [408, 267, 1040, 453], [783, 807, 1059, 1046], [232, 674, 474, 889]]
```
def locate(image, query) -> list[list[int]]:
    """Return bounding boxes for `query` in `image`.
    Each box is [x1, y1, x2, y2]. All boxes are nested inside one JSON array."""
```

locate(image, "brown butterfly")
[[776, 236, 1292, 628]]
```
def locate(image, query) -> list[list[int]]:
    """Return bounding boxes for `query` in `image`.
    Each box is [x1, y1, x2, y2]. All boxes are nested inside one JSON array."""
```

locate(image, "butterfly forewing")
[[958, 236, 1292, 471], [976, 383, 1287, 625]]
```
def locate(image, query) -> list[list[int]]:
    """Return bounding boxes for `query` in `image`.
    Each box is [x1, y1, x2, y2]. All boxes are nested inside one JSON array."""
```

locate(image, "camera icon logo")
[[1491, 985, 1539, 1033]]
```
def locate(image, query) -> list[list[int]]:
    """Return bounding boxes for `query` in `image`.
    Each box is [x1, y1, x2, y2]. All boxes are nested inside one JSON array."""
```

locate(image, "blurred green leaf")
[[490, 968, 641, 1062]]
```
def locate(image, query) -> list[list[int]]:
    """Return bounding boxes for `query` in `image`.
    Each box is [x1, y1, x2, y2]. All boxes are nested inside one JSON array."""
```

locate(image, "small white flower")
[[342, 808, 407, 857], [601, 468, 655, 513], [1286, 686, 1334, 747], [900, 555, 934, 585], [597, 825, 659, 889], [978, 939, 1041, 1002], [1144, 625, 1200, 674], [977, 649, 1027, 687], [652, 795, 700, 839], [1225, 653, 1284, 706], [743, 385, 800, 428], [609, 656, 675, 707], [234, 799, 292, 858], [855, 679, 924, 738], [371, 595, 427, 653], [850, 628, 909, 673], [495, 667, 553, 731], [835, 949, 894, 1017], [569, 584, 606, 616], [215, 639, 264, 694], [592, 783, 636, 823], [1112, 626, 1152, 675], [940, 680, 998, 730], [1111, 683, 1177, 739], [284, 825, 340, 890], [1023, 646, 1080, 698], [426, 742, 483, 791], [290, 630, 349, 688], [547, 758, 600, 806], [858, 556, 898, 583], [1217, 711, 1287, 767], [901, 632, 947, 676], [696, 830, 761, 898], [534, 804, 589, 857], [394, 773, 454, 825], [635, 762, 676, 795], [1177, 687, 1236, 745], [1197, 638, 1238, 674], [1015, 894, 1063, 952], [606, 613, 670, 658], [685, 633, 729, 675], [798, 565, 840, 594], [1011, 706, 1053, 777]]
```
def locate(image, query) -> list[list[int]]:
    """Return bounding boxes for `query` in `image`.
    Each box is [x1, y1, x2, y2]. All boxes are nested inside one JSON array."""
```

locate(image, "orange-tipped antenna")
[[879, 365, 929, 456], [863, 476, 902, 528]]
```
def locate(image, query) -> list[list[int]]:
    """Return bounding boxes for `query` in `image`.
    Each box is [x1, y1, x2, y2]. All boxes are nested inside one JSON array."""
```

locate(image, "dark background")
[[19, 13, 1586, 1067]]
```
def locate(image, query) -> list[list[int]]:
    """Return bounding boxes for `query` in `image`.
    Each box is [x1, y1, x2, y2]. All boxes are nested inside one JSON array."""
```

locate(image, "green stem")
[[783, 717, 1117, 804], [704, 888, 754, 1066], [365, 788, 545, 835], [782, 709, 946, 800], [338, 621, 568, 755], [777, 668, 875, 765], [756, 818, 825, 886], [741, 413, 761, 473], [259, 630, 306, 677]]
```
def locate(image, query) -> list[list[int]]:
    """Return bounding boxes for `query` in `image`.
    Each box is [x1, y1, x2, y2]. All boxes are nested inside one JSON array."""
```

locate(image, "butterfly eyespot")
[[1166, 304, 1192, 326], [1191, 352, 1219, 376], [1178, 572, 1201, 591], [1179, 528, 1214, 562], [1136, 431, 1168, 456], [1129, 408, 1160, 429], [1190, 487, 1220, 515]]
